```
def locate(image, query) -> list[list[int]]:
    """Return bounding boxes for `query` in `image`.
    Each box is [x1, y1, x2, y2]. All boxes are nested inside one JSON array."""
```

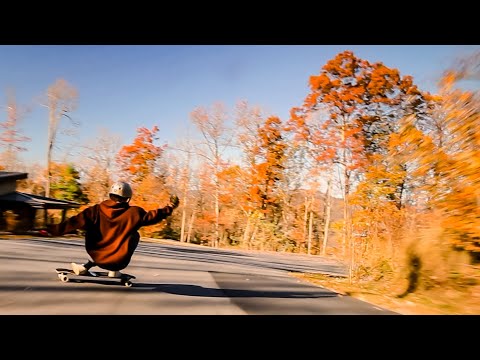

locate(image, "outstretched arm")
[[46, 205, 96, 236], [141, 195, 180, 226]]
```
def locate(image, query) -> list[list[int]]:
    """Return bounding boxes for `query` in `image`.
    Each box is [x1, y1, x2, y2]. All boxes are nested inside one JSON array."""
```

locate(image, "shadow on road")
[[0, 281, 338, 299], [141, 283, 338, 298]]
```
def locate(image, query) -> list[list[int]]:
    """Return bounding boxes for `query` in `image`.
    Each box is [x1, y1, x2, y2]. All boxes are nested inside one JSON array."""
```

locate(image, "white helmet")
[[109, 181, 133, 199]]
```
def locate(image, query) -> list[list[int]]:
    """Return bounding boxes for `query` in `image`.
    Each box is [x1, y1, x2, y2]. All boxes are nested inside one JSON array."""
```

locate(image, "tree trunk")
[[46, 138, 52, 198], [307, 207, 314, 255], [180, 190, 188, 242], [303, 196, 309, 250], [344, 172, 353, 283], [186, 211, 195, 243], [214, 185, 220, 248], [180, 208, 187, 242], [181, 148, 191, 243], [341, 124, 353, 282], [242, 215, 252, 249], [250, 221, 258, 250], [322, 179, 332, 256], [45, 106, 57, 198]]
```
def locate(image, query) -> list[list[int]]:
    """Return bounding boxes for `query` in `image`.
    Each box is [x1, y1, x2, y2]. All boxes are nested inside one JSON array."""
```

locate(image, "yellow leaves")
[[425, 93, 442, 103], [290, 50, 480, 255], [438, 70, 457, 90], [406, 87, 420, 96], [388, 133, 401, 148], [412, 62, 480, 253], [459, 91, 474, 103]]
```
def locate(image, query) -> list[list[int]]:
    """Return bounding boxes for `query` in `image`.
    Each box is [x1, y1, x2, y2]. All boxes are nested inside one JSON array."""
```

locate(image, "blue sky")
[[0, 45, 479, 166]]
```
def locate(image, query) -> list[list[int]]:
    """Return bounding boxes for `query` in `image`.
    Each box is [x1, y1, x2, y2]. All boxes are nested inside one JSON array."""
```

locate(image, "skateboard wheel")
[[123, 280, 133, 287], [59, 274, 69, 282]]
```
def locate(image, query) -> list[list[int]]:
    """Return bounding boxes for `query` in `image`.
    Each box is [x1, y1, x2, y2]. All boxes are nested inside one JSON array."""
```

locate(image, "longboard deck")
[[55, 267, 136, 287]]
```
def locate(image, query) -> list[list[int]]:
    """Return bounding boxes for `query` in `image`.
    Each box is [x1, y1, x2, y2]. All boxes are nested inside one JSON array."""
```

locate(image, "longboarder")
[[42, 181, 179, 279]]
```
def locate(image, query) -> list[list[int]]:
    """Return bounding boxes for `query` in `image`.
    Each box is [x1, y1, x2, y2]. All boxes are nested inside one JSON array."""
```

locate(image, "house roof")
[[0, 191, 81, 210], [0, 172, 28, 182]]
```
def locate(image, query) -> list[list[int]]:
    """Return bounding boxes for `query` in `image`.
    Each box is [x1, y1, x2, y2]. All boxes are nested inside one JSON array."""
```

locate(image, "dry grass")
[[292, 217, 480, 315], [293, 272, 480, 315]]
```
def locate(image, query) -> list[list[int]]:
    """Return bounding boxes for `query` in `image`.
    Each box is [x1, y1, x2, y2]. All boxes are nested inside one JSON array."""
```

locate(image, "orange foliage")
[[287, 50, 432, 182], [116, 125, 165, 183]]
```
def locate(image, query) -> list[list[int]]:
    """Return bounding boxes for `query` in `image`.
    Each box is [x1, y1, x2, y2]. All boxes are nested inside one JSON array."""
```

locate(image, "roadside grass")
[[292, 272, 480, 315]]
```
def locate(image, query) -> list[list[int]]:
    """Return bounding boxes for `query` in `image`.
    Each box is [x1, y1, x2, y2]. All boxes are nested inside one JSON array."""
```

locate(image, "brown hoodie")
[[47, 199, 174, 271]]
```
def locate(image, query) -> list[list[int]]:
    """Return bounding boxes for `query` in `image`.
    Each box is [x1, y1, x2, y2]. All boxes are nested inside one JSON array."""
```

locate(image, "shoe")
[[108, 270, 122, 278], [71, 262, 89, 275]]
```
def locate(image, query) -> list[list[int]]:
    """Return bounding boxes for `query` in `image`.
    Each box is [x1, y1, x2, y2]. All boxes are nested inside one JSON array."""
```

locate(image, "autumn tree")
[[355, 52, 480, 295], [116, 125, 164, 184], [255, 116, 286, 219], [287, 51, 432, 278], [420, 53, 480, 255], [41, 79, 79, 197], [235, 101, 286, 249], [116, 125, 168, 237], [80, 128, 122, 203], [234, 100, 298, 251], [0, 88, 31, 170], [165, 134, 196, 243], [216, 164, 247, 245], [190, 102, 234, 247], [49, 162, 89, 204], [234, 101, 265, 248]]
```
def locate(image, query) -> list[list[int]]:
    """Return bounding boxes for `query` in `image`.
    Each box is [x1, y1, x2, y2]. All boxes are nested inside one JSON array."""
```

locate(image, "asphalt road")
[[0, 236, 398, 315]]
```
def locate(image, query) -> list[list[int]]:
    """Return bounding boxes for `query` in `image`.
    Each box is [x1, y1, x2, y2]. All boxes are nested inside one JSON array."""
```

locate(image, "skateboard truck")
[[55, 268, 136, 287]]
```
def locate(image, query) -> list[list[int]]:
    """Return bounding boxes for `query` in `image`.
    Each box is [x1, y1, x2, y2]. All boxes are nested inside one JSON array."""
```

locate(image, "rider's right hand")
[[169, 195, 180, 209]]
